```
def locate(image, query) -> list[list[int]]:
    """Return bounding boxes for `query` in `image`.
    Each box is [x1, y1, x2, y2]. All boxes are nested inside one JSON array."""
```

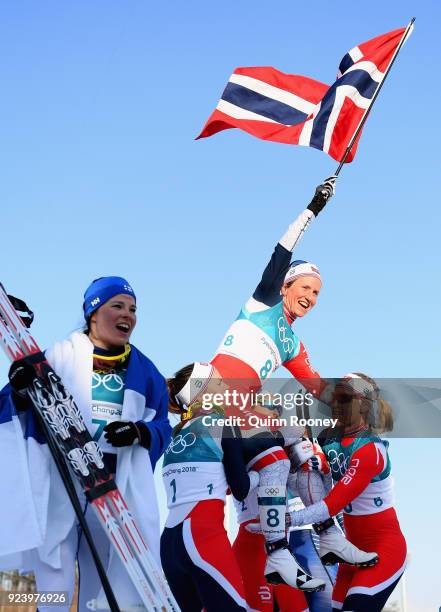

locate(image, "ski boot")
[[315, 519, 378, 567], [265, 539, 326, 592]]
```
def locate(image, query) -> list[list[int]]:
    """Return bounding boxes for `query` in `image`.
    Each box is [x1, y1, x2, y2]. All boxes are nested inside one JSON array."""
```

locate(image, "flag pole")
[[334, 17, 415, 176]]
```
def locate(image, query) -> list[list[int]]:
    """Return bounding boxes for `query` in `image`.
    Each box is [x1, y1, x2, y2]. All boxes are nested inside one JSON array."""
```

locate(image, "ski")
[[0, 284, 180, 612]]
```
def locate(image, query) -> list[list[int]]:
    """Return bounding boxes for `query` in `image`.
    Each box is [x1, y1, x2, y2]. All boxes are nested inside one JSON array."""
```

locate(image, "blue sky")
[[0, 1, 439, 610]]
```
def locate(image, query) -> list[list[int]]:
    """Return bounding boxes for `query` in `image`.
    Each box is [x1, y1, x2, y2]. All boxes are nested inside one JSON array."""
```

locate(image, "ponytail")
[[351, 372, 394, 434], [167, 363, 195, 414], [373, 398, 394, 434]]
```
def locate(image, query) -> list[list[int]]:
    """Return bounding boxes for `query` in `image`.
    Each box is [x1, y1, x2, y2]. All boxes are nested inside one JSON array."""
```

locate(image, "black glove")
[[103, 420, 151, 448], [307, 175, 337, 216], [8, 356, 41, 396]]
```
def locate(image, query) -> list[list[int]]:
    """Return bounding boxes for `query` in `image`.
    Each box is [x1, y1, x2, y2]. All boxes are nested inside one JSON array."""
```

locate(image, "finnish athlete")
[[5, 277, 171, 611]]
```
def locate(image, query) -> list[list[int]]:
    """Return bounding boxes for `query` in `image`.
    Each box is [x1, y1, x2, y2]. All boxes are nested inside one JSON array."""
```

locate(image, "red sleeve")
[[283, 341, 327, 397], [324, 442, 385, 516]]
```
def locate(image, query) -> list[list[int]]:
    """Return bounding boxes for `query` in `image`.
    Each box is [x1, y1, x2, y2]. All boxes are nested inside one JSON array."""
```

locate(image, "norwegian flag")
[[197, 26, 412, 162]]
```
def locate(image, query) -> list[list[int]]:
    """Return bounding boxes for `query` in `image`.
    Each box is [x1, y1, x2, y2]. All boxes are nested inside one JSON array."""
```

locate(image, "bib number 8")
[[260, 360, 272, 380], [266, 508, 280, 527], [224, 335, 234, 347]]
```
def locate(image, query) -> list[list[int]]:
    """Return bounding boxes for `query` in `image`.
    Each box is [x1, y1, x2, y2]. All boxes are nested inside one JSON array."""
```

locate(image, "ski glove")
[[8, 352, 45, 396], [307, 176, 337, 217], [299, 442, 330, 475], [103, 420, 151, 448], [287, 438, 315, 471]]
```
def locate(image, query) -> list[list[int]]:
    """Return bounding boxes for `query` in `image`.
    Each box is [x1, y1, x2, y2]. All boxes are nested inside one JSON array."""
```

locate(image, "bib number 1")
[[170, 479, 177, 504]]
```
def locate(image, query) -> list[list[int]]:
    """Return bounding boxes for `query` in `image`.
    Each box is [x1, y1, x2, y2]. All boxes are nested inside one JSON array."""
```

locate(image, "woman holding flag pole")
[[180, 21, 414, 608], [166, 176, 381, 611], [163, 20, 413, 608]]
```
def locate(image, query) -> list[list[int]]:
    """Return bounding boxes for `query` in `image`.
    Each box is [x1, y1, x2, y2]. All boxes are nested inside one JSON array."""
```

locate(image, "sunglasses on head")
[[333, 390, 373, 404], [335, 388, 371, 401]]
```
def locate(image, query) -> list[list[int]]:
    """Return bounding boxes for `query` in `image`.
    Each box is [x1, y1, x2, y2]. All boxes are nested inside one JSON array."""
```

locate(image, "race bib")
[[91, 370, 126, 454]]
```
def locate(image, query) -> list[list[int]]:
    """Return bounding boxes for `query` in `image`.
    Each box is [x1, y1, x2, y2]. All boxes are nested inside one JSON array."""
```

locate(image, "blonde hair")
[[373, 398, 394, 434], [352, 372, 393, 434]]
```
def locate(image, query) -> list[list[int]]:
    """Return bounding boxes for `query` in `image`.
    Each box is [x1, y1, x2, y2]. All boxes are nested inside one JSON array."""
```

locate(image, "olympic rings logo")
[[265, 487, 280, 496], [277, 317, 294, 353], [92, 372, 124, 392], [326, 449, 349, 477], [167, 432, 197, 454]]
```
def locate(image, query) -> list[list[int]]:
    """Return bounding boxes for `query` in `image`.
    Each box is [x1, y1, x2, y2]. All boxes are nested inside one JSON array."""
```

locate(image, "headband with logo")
[[83, 276, 136, 319], [176, 362, 215, 406], [284, 260, 321, 284]]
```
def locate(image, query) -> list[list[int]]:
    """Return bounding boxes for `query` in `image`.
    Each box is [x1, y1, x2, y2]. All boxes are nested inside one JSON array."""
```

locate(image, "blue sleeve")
[[0, 384, 14, 425], [221, 426, 251, 501], [252, 243, 292, 307], [139, 376, 172, 471], [0, 383, 45, 443], [127, 347, 172, 471]]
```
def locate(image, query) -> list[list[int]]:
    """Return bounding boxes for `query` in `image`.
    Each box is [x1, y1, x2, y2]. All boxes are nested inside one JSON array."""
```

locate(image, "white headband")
[[176, 362, 215, 406], [284, 262, 321, 284], [342, 373, 377, 400]]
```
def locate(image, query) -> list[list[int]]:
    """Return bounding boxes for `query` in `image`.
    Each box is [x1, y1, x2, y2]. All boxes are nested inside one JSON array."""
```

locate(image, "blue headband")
[[83, 276, 136, 319]]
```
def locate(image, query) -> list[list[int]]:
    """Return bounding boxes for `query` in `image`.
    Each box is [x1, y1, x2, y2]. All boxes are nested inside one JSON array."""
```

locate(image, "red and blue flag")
[[197, 26, 412, 162]]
